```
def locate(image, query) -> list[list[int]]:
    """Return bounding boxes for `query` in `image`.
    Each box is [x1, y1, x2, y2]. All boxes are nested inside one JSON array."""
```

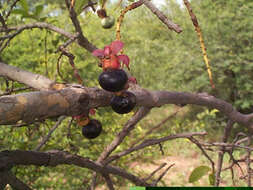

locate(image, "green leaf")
[[19, 0, 29, 12], [209, 173, 215, 186], [189, 165, 211, 183], [75, 0, 88, 15]]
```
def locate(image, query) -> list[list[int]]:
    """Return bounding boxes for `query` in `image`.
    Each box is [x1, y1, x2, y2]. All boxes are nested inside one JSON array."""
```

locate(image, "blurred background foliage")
[[0, 0, 253, 188]]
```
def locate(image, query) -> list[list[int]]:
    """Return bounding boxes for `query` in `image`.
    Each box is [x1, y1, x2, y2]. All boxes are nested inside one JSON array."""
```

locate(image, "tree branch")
[[106, 132, 207, 164], [34, 116, 67, 151], [0, 61, 54, 90], [0, 171, 32, 190], [0, 150, 150, 186], [65, 0, 97, 52], [0, 22, 75, 39], [143, 0, 182, 33]]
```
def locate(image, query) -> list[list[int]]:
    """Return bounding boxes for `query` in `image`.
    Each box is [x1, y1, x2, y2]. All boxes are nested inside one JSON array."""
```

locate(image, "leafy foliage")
[[1, 0, 253, 188]]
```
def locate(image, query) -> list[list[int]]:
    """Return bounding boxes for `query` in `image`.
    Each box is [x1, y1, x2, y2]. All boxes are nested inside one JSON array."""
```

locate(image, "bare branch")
[[98, 107, 151, 163], [0, 61, 54, 90], [0, 22, 75, 39], [106, 132, 207, 164], [143, 0, 182, 33], [151, 164, 175, 186], [215, 120, 234, 186], [0, 171, 32, 190], [0, 150, 150, 186], [65, 0, 97, 52], [188, 136, 215, 173], [246, 135, 252, 186], [143, 162, 167, 181], [129, 106, 182, 148], [102, 174, 115, 190], [34, 116, 67, 151]]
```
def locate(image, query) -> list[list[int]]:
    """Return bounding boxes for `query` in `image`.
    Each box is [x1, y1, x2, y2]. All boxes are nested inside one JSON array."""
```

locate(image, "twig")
[[5, 0, 20, 20], [102, 174, 115, 190], [215, 120, 234, 186], [0, 150, 150, 186], [98, 107, 151, 164], [129, 106, 182, 148], [143, 0, 182, 33], [34, 116, 66, 151], [0, 171, 32, 190], [247, 135, 252, 186], [105, 132, 207, 164], [65, 0, 97, 52], [188, 136, 215, 174], [116, 0, 144, 41], [183, 0, 214, 88], [0, 22, 74, 40], [151, 164, 175, 186], [143, 162, 167, 181], [58, 47, 83, 85]]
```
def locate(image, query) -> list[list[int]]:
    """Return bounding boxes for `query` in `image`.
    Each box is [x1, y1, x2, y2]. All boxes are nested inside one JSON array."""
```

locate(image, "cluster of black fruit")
[[81, 69, 136, 139], [99, 69, 136, 114]]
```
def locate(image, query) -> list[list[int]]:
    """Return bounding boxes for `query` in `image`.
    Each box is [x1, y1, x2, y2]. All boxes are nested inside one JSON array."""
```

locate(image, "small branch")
[[215, 120, 234, 186], [143, 162, 167, 181], [102, 174, 115, 190], [183, 0, 214, 88], [34, 116, 67, 151], [65, 0, 97, 52], [143, 0, 182, 33], [116, 0, 144, 41], [0, 22, 74, 40], [0, 61, 54, 90], [151, 164, 175, 186], [5, 0, 20, 20], [106, 132, 207, 164], [0, 150, 150, 186], [129, 106, 182, 148], [188, 136, 215, 174], [97, 107, 151, 163], [58, 47, 83, 85], [0, 171, 32, 190], [247, 135, 252, 186]]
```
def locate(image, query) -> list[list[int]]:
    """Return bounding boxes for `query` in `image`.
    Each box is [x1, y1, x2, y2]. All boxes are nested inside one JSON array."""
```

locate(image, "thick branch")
[[0, 84, 253, 128], [0, 150, 150, 186]]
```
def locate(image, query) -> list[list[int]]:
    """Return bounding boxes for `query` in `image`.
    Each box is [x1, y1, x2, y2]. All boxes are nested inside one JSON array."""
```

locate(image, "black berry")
[[98, 69, 128, 92], [82, 119, 102, 139], [110, 91, 136, 114]]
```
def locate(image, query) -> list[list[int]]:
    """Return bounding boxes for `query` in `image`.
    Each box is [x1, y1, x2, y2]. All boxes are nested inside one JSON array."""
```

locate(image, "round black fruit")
[[101, 16, 115, 29], [82, 119, 102, 139], [110, 91, 136, 114], [98, 69, 128, 92]]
